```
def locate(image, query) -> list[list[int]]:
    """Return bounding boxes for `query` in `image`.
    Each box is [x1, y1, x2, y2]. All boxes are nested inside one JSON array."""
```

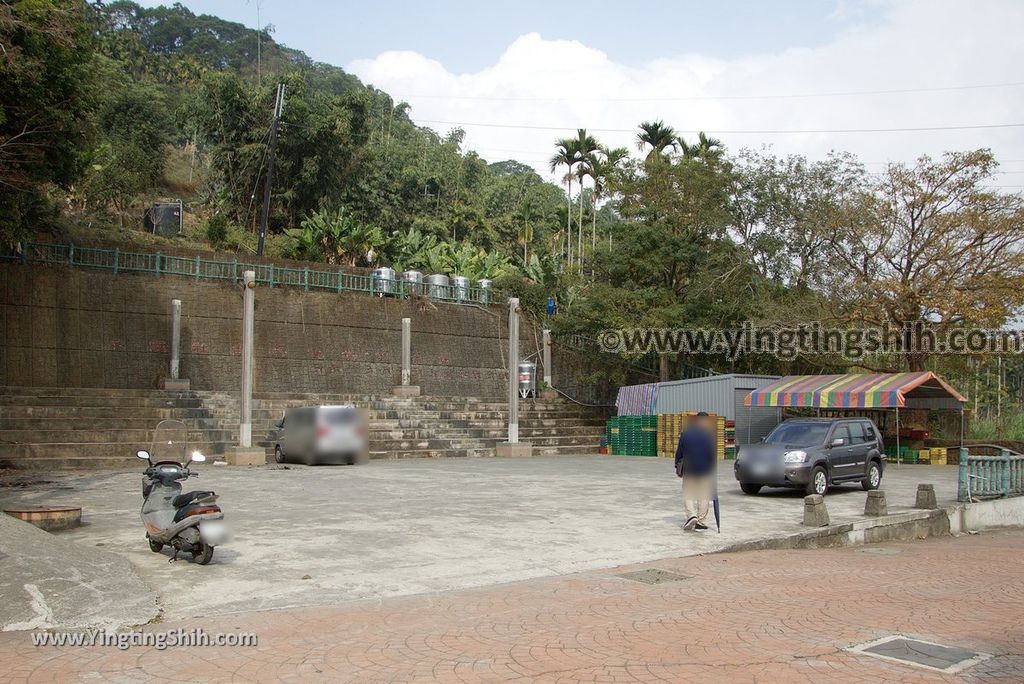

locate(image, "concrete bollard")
[[915, 483, 938, 509], [803, 494, 830, 527], [864, 490, 888, 517]]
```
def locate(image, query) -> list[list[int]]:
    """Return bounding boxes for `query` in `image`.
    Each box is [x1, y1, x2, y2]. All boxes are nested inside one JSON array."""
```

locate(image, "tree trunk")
[[566, 177, 573, 266], [659, 355, 670, 382]]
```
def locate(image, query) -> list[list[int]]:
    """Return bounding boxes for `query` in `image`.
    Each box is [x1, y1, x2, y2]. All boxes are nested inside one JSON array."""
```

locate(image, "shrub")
[[205, 214, 228, 245]]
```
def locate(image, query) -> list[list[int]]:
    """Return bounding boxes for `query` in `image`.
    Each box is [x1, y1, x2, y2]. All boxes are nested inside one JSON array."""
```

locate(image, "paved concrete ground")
[[1, 530, 1020, 683], [0, 456, 959, 625]]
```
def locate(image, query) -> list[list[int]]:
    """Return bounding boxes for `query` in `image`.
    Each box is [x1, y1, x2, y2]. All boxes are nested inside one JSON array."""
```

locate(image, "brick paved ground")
[[2, 531, 1022, 683]]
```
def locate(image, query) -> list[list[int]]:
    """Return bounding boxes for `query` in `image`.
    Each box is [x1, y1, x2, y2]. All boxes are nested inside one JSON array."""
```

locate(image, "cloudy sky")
[[143, 0, 1024, 186]]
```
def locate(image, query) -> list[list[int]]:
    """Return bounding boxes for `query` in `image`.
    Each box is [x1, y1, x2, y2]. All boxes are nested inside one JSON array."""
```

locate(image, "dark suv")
[[734, 418, 885, 496]]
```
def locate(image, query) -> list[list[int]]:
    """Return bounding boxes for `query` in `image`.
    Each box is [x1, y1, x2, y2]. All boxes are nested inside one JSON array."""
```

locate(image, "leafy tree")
[[636, 120, 677, 161], [296, 208, 383, 266]]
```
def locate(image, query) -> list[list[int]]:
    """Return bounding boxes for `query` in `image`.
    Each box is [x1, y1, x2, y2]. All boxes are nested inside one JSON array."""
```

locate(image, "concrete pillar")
[[497, 297, 532, 457], [864, 490, 888, 517], [507, 297, 519, 444], [802, 494, 829, 527], [392, 317, 421, 397], [240, 270, 255, 448], [542, 329, 552, 386], [170, 299, 181, 379], [915, 483, 938, 509], [160, 299, 190, 390]]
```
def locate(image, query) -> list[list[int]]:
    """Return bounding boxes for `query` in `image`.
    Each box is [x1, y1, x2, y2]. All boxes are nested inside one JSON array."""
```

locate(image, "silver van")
[[272, 405, 369, 466]]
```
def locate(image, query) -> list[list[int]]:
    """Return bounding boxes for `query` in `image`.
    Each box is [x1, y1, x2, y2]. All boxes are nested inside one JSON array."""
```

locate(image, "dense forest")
[[2, 0, 1024, 426]]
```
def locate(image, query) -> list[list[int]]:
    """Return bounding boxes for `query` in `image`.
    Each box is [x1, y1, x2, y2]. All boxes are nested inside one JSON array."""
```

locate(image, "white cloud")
[[349, 0, 1024, 188]]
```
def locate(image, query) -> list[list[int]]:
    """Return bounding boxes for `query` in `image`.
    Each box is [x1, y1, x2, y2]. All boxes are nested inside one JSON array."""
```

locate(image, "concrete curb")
[[720, 497, 1024, 554]]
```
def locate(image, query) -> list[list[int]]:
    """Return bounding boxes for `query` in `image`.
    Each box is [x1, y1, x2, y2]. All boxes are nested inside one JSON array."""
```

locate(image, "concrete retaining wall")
[[0, 263, 553, 397]]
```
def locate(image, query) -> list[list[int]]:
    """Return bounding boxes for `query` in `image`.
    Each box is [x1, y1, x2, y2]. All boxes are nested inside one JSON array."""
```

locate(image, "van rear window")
[[322, 408, 359, 426]]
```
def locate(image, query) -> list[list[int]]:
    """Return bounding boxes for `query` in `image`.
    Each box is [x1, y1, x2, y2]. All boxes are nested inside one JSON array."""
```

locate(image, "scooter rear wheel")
[[192, 542, 214, 565]]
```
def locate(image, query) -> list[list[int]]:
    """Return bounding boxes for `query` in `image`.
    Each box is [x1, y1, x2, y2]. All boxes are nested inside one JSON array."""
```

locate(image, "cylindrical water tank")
[[476, 278, 492, 304], [452, 275, 470, 302], [425, 274, 450, 300], [517, 361, 537, 398], [401, 270, 423, 296], [372, 266, 396, 296]]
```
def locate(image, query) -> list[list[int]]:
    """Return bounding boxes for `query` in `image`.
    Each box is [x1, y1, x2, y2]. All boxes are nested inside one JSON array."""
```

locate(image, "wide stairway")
[[0, 387, 609, 470]]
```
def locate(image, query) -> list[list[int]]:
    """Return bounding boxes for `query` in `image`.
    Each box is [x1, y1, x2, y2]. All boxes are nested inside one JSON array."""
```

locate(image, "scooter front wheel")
[[192, 542, 214, 565], [148, 537, 164, 553]]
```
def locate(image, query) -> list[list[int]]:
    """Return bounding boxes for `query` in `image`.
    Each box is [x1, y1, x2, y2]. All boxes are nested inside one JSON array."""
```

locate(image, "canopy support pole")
[[895, 406, 901, 469]]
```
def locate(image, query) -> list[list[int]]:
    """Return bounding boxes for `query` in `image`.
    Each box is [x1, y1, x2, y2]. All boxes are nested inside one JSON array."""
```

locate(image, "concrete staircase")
[[0, 387, 610, 470]]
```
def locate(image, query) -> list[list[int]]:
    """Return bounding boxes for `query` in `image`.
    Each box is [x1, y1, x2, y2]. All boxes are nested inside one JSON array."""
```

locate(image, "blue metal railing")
[[2, 241, 492, 306]]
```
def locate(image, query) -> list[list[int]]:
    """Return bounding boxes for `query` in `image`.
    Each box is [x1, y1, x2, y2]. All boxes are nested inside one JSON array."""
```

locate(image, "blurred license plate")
[[752, 463, 773, 476]]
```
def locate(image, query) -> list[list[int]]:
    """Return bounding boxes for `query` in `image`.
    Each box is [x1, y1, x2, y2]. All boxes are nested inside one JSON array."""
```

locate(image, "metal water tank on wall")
[[518, 361, 537, 398], [372, 266, 396, 296], [425, 274, 450, 300], [477, 278, 492, 304], [143, 202, 182, 237], [452, 275, 470, 302], [401, 270, 423, 295]]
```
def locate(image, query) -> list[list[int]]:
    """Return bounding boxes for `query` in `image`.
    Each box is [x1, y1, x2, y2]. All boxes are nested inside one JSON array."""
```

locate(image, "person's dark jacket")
[[674, 425, 716, 477]]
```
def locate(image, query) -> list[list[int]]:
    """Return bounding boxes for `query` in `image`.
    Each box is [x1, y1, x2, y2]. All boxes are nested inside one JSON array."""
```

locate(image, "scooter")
[[137, 419, 227, 565]]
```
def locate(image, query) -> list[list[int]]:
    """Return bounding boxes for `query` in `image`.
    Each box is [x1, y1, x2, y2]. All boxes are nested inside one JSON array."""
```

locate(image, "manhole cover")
[[617, 568, 690, 585], [848, 636, 991, 673], [858, 547, 903, 555]]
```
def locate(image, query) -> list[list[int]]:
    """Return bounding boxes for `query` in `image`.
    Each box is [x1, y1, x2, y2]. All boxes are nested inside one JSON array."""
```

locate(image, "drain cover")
[[617, 568, 690, 585], [848, 636, 991, 673]]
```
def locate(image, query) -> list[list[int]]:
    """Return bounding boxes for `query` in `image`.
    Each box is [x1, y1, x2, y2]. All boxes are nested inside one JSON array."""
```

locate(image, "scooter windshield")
[[150, 419, 190, 464]]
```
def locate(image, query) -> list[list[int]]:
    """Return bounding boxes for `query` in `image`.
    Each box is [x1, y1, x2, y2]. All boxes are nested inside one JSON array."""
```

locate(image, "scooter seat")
[[172, 490, 215, 508]]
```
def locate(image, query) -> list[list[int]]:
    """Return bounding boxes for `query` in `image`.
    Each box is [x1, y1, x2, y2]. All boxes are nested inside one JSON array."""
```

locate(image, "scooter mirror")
[[136, 449, 151, 460], [190, 452, 206, 463]]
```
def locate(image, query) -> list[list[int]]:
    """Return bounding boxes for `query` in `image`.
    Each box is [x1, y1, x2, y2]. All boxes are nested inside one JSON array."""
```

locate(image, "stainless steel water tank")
[[372, 266, 396, 296], [452, 275, 470, 301], [476, 278, 492, 304], [518, 361, 537, 398], [401, 270, 423, 295], [425, 274, 450, 299]]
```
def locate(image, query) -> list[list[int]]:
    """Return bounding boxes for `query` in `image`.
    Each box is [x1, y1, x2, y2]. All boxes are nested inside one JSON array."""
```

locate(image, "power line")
[[395, 80, 1024, 103], [419, 119, 1024, 135]]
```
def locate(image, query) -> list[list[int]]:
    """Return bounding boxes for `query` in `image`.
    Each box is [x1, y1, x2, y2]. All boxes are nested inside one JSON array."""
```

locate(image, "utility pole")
[[257, 83, 285, 257]]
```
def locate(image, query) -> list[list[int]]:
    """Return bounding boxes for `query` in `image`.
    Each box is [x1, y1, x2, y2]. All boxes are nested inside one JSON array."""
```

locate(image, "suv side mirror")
[[136, 449, 151, 460], [830, 438, 845, 447]]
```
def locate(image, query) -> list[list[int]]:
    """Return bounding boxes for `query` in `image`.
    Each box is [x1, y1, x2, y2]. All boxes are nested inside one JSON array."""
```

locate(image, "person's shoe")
[[695, 522, 708, 531], [683, 516, 697, 531]]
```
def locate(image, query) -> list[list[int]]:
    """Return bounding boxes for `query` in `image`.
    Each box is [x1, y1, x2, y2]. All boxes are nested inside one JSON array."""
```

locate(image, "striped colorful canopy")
[[743, 371, 966, 409], [616, 383, 660, 416]]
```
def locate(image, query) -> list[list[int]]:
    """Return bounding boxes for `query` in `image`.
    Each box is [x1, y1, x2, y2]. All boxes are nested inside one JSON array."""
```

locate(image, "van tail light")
[[316, 425, 329, 438], [356, 424, 367, 437]]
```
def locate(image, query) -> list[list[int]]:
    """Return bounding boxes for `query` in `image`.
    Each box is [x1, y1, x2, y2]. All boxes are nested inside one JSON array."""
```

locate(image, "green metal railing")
[[2, 241, 492, 305], [958, 447, 1024, 501]]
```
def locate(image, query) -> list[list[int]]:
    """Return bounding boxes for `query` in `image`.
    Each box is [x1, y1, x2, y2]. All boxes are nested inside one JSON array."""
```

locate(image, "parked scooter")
[[137, 419, 227, 564]]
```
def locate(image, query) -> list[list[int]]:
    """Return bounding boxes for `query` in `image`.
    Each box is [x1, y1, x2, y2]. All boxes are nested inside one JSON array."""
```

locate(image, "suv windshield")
[[764, 422, 830, 447]]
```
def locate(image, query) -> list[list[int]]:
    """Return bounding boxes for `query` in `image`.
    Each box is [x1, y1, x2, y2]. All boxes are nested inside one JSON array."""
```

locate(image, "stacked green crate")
[[605, 417, 620, 455], [616, 415, 657, 456]]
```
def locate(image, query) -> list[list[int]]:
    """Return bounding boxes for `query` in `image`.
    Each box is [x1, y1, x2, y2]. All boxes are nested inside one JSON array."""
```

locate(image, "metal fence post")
[[303, 267, 309, 291], [113, 248, 119, 274], [268, 264, 274, 288], [194, 255, 201, 280], [337, 269, 343, 293], [957, 447, 969, 502], [155, 252, 162, 277], [1000, 449, 1011, 498], [69, 244, 75, 268]]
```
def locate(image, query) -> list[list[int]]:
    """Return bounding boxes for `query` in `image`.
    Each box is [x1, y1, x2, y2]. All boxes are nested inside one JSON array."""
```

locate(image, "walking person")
[[675, 412, 717, 531]]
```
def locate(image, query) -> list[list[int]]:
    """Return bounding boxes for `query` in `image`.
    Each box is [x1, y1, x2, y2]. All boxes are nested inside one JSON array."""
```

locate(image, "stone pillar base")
[[160, 378, 191, 390], [496, 442, 533, 458], [226, 447, 266, 466], [802, 494, 830, 527], [392, 385, 421, 397], [915, 483, 938, 509], [864, 490, 888, 516]]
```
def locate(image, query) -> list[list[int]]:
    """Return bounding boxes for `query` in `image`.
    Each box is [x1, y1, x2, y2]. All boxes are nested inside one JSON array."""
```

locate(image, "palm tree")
[[587, 145, 628, 251], [574, 129, 600, 266], [636, 120, 677, 161], [549, 137, 578, 266], [678, 131, 724, 162]]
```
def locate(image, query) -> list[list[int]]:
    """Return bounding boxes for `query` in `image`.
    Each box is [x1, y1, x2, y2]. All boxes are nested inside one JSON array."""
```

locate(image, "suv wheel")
[[806, 466, 828, 496], [862, 461, 882, 491], [740, 483, 762, 495]]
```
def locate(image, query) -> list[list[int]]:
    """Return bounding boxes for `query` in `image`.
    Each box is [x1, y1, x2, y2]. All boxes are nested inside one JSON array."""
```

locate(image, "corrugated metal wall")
[[654, 375, 780, 445]]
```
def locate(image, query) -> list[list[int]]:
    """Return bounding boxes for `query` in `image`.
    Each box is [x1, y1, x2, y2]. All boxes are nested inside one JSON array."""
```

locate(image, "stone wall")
[[0, 263, 544, 397]]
